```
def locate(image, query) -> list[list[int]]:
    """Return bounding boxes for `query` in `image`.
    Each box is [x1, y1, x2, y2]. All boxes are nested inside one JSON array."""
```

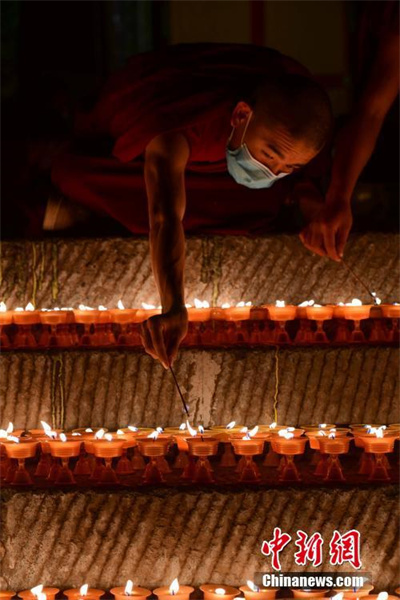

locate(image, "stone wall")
[[0, 347, 398, 430], [1, 234, 398, 308]]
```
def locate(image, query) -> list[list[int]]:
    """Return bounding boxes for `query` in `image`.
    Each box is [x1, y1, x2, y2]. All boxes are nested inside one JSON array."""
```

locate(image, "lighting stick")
[[169, 366, 190, 417], [341, 259, 379, 304]]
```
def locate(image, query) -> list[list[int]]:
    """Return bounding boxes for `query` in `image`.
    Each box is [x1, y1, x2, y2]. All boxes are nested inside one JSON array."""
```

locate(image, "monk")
[[300, 0, 399, 262], [48, 43, 333, 367]]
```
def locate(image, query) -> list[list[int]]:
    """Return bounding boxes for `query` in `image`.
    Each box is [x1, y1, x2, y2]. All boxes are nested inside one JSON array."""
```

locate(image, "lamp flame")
[[148, 431, 159, 440], [215, 590, 226, 596], [198, 425, 205, 435], [128, 426, 138, 432], [78, 304, 94, 311], [377, 593, 388, 600], [37, 594, 47, 600], [125, 581, 134, 596], [169, 579, 180, 596], [0, 302, 6, 312], [41, 421, 52, 432], [85, 428, 93, 433], [248, 425, 259, 438], [117, 429, 124, 435], [80, 585, 89, 597], [186, 421, 197, 437], [25, 302, 35, 311], [30, 586, 43, 597], [242, 432, 251, 440], [8, 435, 20, 443], [319, 423, 327, 429], [269, 422, 277, 429], [94, 428, 105, 439], [247, 582, 260, 593], [332, 594, 343, 600], [276, 300, 285, 307], [221, 303, 231, 309], [105, 433, 113, 441], [117, 300, 125, 310], [142, 303, 156, 310], [179, 423, 186, 431], [60, 433, 67, 442], [226, 421, 236, 430]]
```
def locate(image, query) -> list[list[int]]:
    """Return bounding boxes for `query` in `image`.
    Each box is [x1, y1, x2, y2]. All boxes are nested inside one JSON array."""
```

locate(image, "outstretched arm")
[[141, 132, 190, 368], [300, 31, 399, 261]]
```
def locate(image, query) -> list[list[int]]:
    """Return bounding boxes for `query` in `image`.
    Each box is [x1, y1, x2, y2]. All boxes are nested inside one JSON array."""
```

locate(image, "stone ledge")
[[0, 347, 398, 430], [1, 233, 398, 308], [0, 486, 398, 589]]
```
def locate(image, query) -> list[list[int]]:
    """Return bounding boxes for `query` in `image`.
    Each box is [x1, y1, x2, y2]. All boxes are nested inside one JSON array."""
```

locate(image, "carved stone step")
[[1, 233, 398, 308], [1, 486, 398, 590], [0, 347, 398, 430]]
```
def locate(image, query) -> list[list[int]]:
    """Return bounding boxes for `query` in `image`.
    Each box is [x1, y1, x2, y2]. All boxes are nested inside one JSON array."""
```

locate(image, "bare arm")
[[140, 132, 190, 367], [301, 31, 399, 261]]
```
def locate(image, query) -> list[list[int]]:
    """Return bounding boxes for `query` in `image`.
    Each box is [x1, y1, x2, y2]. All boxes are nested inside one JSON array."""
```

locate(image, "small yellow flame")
[[169, 579, 180, 595], [80, 585, 89, 597], [30, 585, 43, 597], [247, 581, 260, 593], [186, 421, 197, 437], [125, 581, 134, 596]]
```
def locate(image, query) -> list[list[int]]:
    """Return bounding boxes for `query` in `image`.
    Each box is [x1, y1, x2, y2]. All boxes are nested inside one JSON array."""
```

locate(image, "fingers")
[[322, 227, 341, 262], [336, 224, 351, 259], [300, 226, 327, 258], [147, 316, 170, 368], [167, 334, 180, 366], [140, 321, 158, 361]]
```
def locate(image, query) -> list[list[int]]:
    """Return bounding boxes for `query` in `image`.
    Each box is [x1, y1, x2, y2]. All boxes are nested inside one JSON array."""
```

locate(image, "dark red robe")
[[52, 43, 328, 235]]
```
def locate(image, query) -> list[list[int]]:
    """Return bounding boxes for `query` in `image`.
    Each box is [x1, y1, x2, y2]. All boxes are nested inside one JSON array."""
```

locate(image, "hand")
[[299, 201, 353, 262], [140, 305, 188, 368]]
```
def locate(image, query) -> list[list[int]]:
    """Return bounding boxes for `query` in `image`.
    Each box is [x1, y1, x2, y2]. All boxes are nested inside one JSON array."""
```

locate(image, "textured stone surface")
[[0, 486, 398, 590], [1, 233, 399, 308], [0, 347, 398, 430]]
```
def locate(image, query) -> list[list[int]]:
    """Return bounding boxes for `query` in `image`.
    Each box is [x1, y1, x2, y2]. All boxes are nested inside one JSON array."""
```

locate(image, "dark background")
[[1, 0, 398, 237]]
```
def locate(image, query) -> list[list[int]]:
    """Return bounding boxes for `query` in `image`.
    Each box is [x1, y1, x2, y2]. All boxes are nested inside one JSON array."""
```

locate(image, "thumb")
[[336, 225, 350, 259]]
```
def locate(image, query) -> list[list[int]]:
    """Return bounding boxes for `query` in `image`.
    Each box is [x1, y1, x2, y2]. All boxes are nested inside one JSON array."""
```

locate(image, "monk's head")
[[229, 74, 333, 175]]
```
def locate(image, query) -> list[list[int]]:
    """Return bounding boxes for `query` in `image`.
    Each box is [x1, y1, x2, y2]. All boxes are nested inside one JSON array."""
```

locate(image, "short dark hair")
[[251, 74, 333, 151]]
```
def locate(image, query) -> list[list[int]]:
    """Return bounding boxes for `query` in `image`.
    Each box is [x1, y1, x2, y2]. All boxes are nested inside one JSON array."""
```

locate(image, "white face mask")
[[226, 112, 290, 189]]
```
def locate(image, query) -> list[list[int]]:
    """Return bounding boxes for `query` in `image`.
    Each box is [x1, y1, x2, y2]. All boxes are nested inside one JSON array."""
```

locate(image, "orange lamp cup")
[[3, 439, 38, 485], [212, 425, 246, 442], [316, 435, 352, 481], [12, 309, 40, 325], [18, 590, 60, 600], [231, 437, 265, 482], [0, 593, 15, 600], [110, 586, 151, 600], [109, 308, 138, 324], [64, 589, 104, 600], [290, 590, 328, 599], [186, 436, 219, 483], [153, 585, 194, 600], [381, 304, 400, 319], [265, 303, 296, 344], [332, 585, 374, 599], [239, 585, 279, 600], [271, 436, 307, 482], [200, 585, 240, 600]]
